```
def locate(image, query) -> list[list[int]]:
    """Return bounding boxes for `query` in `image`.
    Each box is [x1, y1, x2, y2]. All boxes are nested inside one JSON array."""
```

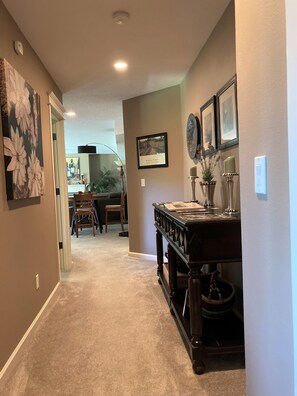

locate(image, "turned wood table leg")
[[168, 244, 177, 298], [156, 229, 163, 278], [188, 268, 205, 374]]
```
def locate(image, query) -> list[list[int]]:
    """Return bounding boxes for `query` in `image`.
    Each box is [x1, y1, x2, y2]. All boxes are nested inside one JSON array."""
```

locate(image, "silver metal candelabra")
[[188, 176, 198, 202], [222, 173, 239, 215]]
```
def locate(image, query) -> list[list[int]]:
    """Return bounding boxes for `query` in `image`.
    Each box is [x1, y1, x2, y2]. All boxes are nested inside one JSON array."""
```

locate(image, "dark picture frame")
[[216, 75, 239, 150], [0, 58, 45, 200], [136, 132, 168, 169], [200, 96, 217, 152]]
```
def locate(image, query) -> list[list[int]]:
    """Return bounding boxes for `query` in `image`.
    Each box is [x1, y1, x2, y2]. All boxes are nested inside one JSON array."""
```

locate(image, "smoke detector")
[[112, 11, 130, 25]]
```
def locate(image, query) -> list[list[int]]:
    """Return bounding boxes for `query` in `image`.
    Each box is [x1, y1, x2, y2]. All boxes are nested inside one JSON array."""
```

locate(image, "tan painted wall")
[[123, 85, 183, 255], [0, 1, 61, 371], [181, 2, 239, 209], [235, 0, 294, 394], [286, 2, 297, 391]]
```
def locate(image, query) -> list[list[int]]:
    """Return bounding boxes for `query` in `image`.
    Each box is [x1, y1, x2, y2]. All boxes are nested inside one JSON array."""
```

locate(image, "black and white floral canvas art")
[[0, 58, 45, 200]]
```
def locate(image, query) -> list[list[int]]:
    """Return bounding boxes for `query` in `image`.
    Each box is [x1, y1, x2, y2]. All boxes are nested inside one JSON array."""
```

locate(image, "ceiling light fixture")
[[112, 10, 130, 25], [113, 61, 128, 72], [65, 111, 76, 117]]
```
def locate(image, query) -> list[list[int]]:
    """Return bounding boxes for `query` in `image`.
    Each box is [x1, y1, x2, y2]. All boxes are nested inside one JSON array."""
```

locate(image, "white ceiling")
[[3, 0, 230, 154]]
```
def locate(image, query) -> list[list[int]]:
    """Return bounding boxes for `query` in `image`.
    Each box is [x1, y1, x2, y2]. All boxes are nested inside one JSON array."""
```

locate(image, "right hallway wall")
[[235, 0, 294, 395], [182, 0, 296, 393]]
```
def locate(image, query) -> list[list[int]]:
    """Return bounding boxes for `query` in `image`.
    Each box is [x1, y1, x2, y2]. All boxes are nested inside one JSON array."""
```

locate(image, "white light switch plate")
[[254, 156, 267, 194], [141, 178, 145, 187]]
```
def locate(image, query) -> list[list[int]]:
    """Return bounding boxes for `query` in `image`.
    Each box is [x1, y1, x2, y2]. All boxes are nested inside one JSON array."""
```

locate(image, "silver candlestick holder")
[[222, 173, 239, 215], [188, 176, 198, 202]]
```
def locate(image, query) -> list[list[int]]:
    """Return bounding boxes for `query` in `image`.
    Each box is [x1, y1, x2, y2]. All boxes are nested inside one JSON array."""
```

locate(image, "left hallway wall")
[[0, 1, 62, 372]]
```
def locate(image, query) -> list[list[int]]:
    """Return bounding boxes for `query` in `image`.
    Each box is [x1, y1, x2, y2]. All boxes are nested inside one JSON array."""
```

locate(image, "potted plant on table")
[[196, 143, 220, 207]]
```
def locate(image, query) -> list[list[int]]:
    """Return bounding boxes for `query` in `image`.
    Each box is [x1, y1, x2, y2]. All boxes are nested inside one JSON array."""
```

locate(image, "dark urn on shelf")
[[201, 271, 235, 319]]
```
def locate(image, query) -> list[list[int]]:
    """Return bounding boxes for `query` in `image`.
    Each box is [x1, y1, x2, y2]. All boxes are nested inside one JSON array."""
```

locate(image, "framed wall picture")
[[136, 132, 168, 169], [66, 157, 81, 184], [200, 96, 217, 152], [0, 58, 45, 200], [217, 75, 239, 150]]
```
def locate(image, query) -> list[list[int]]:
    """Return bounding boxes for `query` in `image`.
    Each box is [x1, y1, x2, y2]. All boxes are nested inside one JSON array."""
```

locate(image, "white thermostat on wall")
[[254, 155, 267, 194]]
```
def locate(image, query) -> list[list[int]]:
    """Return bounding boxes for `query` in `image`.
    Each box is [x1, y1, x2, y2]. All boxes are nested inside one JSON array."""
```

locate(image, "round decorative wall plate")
[[186, 113, 199, 159]]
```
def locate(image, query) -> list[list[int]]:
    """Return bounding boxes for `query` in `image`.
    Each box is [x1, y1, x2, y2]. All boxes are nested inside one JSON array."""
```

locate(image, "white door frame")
[[48, 92, 72, 271]]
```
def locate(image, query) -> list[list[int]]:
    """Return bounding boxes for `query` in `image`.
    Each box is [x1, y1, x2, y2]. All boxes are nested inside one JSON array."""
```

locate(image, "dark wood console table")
[[153, 203, 244, 374]]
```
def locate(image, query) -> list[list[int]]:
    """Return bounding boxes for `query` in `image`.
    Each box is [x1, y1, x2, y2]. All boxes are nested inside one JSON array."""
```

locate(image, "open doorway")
[[49, 92, 72, 272]]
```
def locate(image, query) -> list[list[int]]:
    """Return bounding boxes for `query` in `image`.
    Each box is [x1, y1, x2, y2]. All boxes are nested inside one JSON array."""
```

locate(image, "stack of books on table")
[[164, 201, 205, 212]]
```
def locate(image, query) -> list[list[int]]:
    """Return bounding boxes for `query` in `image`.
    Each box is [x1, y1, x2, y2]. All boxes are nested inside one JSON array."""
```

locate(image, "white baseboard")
[[128, 251, 157, 261], [0, 282, 60, 381]]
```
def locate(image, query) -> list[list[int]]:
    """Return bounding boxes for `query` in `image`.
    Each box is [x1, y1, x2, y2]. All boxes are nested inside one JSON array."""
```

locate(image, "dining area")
[[68, 191, 127, 237]]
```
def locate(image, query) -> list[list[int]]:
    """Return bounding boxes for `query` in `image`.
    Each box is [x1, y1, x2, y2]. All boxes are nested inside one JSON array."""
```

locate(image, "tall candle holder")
[[222, 173, 239, 215], [188, 176, 198, 202]]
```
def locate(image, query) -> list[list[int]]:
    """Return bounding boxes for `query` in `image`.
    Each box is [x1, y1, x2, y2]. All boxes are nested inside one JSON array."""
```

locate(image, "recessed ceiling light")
[[65, 111, 76, 117], [113, 61, 128, 72], [112, 11, 130, 25]]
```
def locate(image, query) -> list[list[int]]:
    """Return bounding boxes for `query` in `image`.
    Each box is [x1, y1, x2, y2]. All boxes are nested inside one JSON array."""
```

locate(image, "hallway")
[[0, 228, 245, 395]]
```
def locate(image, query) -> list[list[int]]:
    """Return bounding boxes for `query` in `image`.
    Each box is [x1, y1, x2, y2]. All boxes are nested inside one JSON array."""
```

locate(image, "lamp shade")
[[77, 145, 96, 154]]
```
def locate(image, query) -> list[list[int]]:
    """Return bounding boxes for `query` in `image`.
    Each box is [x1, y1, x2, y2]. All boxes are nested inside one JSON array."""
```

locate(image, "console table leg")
[[156, 229, 163, 277], [168, 244, 177, 297], [188, 270, 204, 371], [192, 359, 206, 375]]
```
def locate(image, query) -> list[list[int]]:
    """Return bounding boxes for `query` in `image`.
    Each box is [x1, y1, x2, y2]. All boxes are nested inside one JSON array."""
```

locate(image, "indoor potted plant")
[[196, 143, 220, 207], [91, 167, 119, 193]]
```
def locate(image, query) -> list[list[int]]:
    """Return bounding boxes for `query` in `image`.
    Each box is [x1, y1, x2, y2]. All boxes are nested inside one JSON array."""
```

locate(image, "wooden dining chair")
[[73, 192, 96, 237], [105, 190, 125, 232]]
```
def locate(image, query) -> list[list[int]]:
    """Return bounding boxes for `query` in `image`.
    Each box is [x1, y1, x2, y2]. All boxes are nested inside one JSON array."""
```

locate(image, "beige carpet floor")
[[0, 227, 246, 396]]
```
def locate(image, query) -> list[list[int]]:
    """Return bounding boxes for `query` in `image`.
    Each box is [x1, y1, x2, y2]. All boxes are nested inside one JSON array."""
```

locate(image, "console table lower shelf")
[[153, 203, 245, 374], [159, 273, 244, 374]]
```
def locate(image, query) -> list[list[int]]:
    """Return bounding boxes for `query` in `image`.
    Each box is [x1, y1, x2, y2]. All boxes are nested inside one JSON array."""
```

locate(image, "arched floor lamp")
[[77, 143, 128, 237]]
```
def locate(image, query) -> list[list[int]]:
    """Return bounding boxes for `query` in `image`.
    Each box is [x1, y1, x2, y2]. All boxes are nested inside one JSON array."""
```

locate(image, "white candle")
[[223, 156, 236, 173], [190, 166, 197, 176]]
